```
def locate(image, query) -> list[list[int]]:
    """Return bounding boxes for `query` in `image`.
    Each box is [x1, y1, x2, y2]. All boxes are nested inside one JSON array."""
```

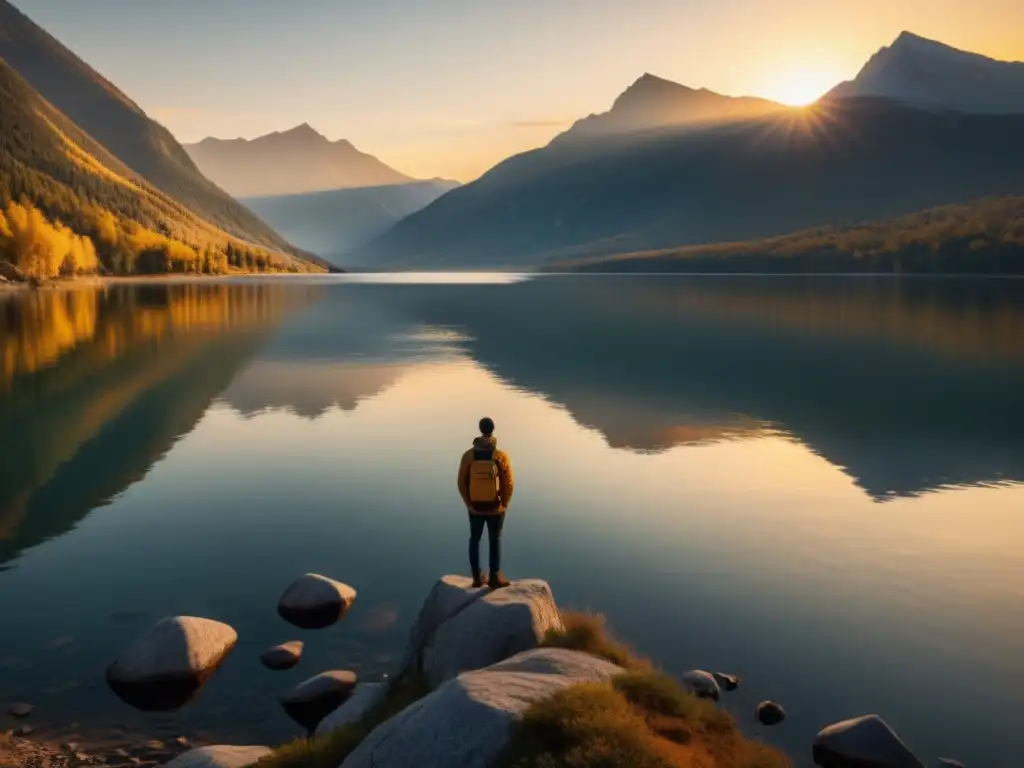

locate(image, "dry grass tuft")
[[543, 610, 650, 670]]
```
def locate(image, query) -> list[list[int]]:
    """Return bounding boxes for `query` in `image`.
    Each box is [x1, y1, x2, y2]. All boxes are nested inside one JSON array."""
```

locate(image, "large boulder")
[[340, 648, 622, 768], [813, 715, 926, 768], [394, 575, 487, 680], [278, 574, 357, 629], [314, 682, 388, 736], [395, 575, 563, 687], [165, 746, 271, 768], [281, 670, 358, 730], [260, 641, 303, 671], [106, 617, 237, 711]]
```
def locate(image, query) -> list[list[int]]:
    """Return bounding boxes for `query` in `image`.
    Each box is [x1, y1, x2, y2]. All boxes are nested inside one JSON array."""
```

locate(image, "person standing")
[[458, 417, 514, 589]]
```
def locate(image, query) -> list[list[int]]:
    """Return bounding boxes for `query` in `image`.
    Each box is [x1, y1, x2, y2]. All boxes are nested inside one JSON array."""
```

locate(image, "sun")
[[764, 67, 838, 107]]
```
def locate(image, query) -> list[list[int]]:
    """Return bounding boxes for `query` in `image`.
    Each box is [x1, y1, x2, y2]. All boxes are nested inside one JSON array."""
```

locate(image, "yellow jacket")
[[458, 435, 514, 514]]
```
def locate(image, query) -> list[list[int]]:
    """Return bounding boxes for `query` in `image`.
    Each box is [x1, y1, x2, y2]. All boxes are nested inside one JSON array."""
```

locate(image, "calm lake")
[[2, 275, 1023, 766]]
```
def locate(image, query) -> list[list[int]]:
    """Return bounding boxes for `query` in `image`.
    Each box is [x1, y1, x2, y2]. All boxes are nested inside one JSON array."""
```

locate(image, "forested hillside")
[[0, 58, 324, 280], [555, 196, 1024, 273]]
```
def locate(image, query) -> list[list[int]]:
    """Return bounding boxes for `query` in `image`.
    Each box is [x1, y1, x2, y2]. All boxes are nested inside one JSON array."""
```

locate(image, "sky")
[[11, 0, 1024, 181]]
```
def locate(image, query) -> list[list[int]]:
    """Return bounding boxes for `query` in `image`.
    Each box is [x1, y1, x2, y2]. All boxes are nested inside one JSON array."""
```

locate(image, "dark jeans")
[[468, 512, 505, 575]]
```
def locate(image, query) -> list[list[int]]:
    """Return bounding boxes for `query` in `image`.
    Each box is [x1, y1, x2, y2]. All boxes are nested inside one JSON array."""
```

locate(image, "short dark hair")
[[479, 417, 495, 435]]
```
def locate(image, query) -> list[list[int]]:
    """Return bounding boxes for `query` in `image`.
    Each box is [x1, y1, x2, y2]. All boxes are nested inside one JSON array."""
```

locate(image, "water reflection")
[[1, 276, 1023, 764], [3, 276, 1024, 572], [0, 283, 314, 564]]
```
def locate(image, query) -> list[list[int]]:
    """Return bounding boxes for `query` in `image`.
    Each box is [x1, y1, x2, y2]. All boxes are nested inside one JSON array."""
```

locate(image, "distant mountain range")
[[828, 31, 1024, 114], [350, 97, 1024, 269], [342, 31, 1024, 271], [185, 125, 413, 197], [243, 179, 460, 262]]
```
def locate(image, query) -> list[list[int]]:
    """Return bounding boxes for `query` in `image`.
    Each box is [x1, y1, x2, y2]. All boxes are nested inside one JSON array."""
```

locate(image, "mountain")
[[0, 56, 323, 277], [828, 32, 1024, 114], [0, 0, 293, 252], [351, 94, 1024, 269], [184, 125, 413, 197], [558, 73, 785, 140], [553, 196, 1024, 274], [242, 179, 459, 262]]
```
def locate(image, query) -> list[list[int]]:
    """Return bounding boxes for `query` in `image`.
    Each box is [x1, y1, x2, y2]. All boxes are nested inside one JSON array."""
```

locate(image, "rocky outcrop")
[[260, 641, 303, 671], [681, 670, 721, 701], [106, 616, 237, 711], [165, 746, 272, 768], [314, 682, 387, 736], [278, 574, 357, 629], [396, 575, 563, 687], [281, 670, 358, 730], [340, 648, 622, 768], [756, 700, 786, 726], [813, 715, 926, 768]]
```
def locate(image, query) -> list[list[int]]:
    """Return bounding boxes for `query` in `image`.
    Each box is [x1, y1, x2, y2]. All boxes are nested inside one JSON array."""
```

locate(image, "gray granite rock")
[[9, 702, 33, 718], [681, 670, 721, 701], [340, 648, 622, 768], [106, 617, 237, 711], [398, 576, 562, 687], [281, 671, 358, 730], [711, 672, 739, 691], [756, 700, 786, 726], [260, 641, 303, 671], [813, 715, 926, 768], [278, 574, 356, 629], [314, 682, 388, 736]]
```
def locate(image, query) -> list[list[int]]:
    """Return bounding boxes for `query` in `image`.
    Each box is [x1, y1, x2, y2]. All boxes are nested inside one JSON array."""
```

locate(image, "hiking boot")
[[488, 571, 511, 590], [471, 572, 487, 588]]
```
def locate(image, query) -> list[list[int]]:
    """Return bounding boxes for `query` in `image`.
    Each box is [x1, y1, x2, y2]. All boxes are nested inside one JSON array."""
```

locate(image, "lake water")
[[2, 275, 1023, 766]]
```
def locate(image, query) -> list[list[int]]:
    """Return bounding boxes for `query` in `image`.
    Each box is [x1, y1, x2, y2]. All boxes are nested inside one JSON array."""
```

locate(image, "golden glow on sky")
[[761, 67, 845, 106], [16, 0, 1024, 180]]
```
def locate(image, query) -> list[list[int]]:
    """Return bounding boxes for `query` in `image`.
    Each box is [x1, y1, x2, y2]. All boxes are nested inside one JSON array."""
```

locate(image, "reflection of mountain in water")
[[385, 277, 1024, 499], [0, 284, 302, 565], [217, 290, 454, 419]]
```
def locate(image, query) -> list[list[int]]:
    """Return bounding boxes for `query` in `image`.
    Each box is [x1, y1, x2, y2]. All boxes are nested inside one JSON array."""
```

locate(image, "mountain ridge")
[[827, 30, 1024, 113], [0, 0, 295, 252], [184, 124, 413, 197]]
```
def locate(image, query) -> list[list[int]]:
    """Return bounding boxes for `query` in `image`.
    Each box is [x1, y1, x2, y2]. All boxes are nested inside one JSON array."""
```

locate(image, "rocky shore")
[[5, 574, 965, 768]]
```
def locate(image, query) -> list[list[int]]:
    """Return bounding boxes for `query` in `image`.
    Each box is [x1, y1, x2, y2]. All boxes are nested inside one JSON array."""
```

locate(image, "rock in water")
[[711, 672, 739, 691], [756, 700, 786, 726], [813, 715, 926, 768], [340, 648, 622, 768], [9, 702, 33, 717], [681, 670, 721, 701], [260, 641, 303, 671], [395, 575, 563, 687], [278, 574, 357, 629], [106, 616, 237, 711], [314, 683, 388, 736], [165, 746, 272, 768], [281, 671, 358, 730]]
